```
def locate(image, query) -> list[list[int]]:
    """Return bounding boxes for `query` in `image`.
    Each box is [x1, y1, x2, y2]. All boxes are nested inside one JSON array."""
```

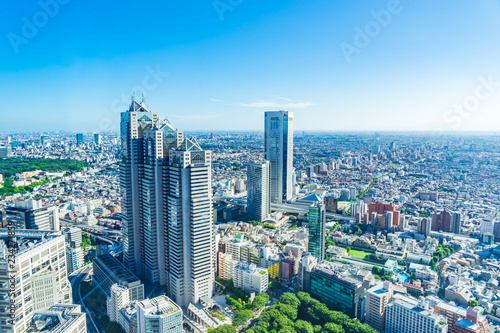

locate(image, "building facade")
[[264, 111, 294, 203], [0, 230, 72, 333], [308, 202, 326, 261], [365, 281, 393, 332], [6, 199, 59, 231], [385, 294, 448, 333], [247, 161, 271, 222], [136, 296, 183, 333], [120, 97, 214, 307]]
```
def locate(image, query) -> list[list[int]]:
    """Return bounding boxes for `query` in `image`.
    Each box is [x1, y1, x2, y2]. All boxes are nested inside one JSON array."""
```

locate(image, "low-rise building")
[[136, 296, 183, 333], [385, 295, 448, 333]]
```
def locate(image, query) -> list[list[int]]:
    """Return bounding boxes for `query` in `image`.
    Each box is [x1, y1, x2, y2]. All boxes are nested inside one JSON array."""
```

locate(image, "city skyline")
[[2, 1, 500, 133]]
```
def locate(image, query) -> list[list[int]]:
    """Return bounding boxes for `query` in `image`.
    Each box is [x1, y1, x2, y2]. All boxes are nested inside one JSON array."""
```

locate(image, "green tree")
[[253, 292, 269, 309], [208, 325, 236, 333], [233, 309, 254, 326], [294, 320, 314, 333], [469, 300, 478, 307], [278, 293, 300, 309], [324, 322, 345, 333], [269, 281, 282, 291]]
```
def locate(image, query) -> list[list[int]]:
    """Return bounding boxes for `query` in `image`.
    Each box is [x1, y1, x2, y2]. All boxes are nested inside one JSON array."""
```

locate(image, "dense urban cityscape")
[[0, 96, 499, 332], [3, 1, 500, 332]]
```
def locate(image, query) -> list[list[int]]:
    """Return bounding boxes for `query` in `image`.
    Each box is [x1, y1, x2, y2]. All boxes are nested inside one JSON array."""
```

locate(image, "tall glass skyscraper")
[[247, 161, 271, 222], [120, 96, 213, 306], [308, 202, 326, 261], [264, 111, 294, 203]]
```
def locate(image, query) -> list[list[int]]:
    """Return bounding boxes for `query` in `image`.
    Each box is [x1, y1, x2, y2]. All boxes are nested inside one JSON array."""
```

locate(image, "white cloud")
[[209, 98, 224, 103]]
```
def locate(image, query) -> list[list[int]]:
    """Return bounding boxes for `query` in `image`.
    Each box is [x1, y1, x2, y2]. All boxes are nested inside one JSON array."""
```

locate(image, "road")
[[70, 266, 101, 333]]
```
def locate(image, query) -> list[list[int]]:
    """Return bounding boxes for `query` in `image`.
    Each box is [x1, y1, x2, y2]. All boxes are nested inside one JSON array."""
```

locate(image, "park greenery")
[[240, 292, 378, 333], [0, 158, 87, 196], [0, 157, 87, 177]]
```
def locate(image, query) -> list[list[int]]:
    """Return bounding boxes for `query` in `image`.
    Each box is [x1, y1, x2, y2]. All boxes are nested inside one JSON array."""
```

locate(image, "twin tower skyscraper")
[[120, 97, 293, 307], [120, 96, 214, 307]]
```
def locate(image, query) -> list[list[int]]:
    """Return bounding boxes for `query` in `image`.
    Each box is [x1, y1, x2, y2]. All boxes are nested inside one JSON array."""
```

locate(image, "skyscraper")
[[264, 111, 293, 203], [94, 133, 102, 145], [167, 139, 214, 306], [308, 202, 326, 261], [76, 133, 84, 146], [247, 161, 271, 222], [120, 96, 213, 307]]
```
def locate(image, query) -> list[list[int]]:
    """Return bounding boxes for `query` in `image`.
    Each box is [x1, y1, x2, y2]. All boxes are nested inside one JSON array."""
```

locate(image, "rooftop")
[[137, 296, 181, 317]]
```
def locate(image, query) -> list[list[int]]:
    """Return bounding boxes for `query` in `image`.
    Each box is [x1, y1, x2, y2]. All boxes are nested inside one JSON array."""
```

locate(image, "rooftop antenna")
[[142, 93, 145, 104]]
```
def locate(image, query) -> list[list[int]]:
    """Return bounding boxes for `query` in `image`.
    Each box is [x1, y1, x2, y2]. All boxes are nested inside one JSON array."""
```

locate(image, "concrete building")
[[120, 97, 182, 283], [93, 253, 144, 301], [107, 284, 130, 323], [0, 144, 12, 158], [265, 110, 294, 203], [6, 198, 60, 231], [136, 296, 183, 333], [0, 230, 73, 333], [120, 97, 214, 307], [365, 281, 393, 332], [62, 227, 82, 248], [418, 217, 432, 237], [65, 246, 84, 273], [385, 295, 448, 333], [233, 262, 269, 295], [26, 304, 86, 333], [434, 303, 488, 333], [368, 201, 400, 226], [217, 252, 232, 280], [167, 139, 214, 307], [247, 161, 271, 222], [297, 252, 317, 294], [310, 262, 368, 319], [324, 196, 338, 213], [432, 209, 452, 233], [451, 212, 462, 234]]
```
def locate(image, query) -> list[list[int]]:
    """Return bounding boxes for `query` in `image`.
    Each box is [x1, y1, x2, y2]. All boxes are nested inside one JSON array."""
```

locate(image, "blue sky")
[[1, 0, 500, 133]]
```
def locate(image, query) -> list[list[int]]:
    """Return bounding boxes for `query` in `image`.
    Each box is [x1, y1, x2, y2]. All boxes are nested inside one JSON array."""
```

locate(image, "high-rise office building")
[[167, 139, 214, 307], [247, 161, 270, 222], [308, 202, 326, 261], [94, 133, 102, 145], [76, 133, 84, 146], [120, 96, 181, 283], [264, 111, 293, 203], [6, 198, 59, 231], [0, 230, 73, 333], [120, 96, 213, 307], [41, 135, 49, 146]]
